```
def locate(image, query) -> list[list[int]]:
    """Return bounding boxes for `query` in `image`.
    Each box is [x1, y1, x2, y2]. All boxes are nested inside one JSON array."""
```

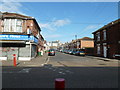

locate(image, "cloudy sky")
[[0, 0, 119, 43]]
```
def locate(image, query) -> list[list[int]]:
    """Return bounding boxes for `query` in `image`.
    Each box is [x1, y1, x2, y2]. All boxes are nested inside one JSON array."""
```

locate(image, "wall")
[[31, 44, 37, 57], [81, 40, 94, 48], [93, 22, 120, 58], [0, 47, 18, 60], [19, 45, 30, 57], [107, 23, 120, 58]]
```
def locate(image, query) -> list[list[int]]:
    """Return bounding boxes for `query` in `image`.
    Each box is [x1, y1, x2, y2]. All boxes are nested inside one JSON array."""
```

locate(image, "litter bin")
[[38, 52, 42, 56]]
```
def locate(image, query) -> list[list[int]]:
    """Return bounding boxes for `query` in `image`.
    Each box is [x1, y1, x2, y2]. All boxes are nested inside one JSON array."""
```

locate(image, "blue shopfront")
[[0, 34, 38, 61]]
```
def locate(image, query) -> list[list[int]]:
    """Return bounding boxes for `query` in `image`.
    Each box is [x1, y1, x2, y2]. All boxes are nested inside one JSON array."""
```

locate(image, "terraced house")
[[0, 12, 45, 61], [93, 19, 120, 59]]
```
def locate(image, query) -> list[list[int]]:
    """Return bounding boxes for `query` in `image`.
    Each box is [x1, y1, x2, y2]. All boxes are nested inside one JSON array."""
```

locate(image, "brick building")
[[68, 37, 94, 49], [92, 19, 120, 59], [61, 37, 94, 55], [0, 12, 44, 61]]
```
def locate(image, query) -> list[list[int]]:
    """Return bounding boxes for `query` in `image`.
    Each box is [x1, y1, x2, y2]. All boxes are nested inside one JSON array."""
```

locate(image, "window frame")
[[96, 32, 100, 41], [97, 44, 101, 55], [3, 19, 23, 32], [103, 29, 106, 40]]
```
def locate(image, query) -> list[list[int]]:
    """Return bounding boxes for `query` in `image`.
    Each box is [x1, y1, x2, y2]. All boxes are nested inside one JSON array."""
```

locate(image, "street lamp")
[[75, 35, 79, 49]]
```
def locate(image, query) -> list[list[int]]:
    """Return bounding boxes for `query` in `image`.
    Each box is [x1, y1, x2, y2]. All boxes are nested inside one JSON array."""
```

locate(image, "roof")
[[92, 18, 120, 34], [52, 41, 59, 43], [0, 12, 41, 31], [40, 34, 44, 41], [79, 37, 93, 40], [1, 12, 33, 19]]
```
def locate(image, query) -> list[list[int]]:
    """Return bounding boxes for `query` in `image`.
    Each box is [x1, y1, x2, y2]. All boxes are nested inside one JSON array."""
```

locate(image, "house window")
[[97, 44, 100, 54], [3, 19, 22, 32], [96, 32, 100, 41], [103, 30, 106, 40], [16, 19, 22, 32]]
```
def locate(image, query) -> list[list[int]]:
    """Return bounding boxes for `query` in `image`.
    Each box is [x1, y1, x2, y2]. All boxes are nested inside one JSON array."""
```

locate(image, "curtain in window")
[[3, 19, 10, 32], [16, 19, 22, 32], [3, 19, 22, 32]]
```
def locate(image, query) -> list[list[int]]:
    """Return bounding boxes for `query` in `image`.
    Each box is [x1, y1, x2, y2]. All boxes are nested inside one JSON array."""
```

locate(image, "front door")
[[103, 46, 107, 57]]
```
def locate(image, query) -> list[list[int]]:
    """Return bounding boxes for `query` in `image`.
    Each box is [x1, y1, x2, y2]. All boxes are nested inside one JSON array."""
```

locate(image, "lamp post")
[[75, 35, 79, 49]]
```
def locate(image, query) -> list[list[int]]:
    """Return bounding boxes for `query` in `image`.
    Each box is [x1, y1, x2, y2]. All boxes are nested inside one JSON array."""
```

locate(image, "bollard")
[[13, 54, 17, 67], [55, 78, 65, 90]]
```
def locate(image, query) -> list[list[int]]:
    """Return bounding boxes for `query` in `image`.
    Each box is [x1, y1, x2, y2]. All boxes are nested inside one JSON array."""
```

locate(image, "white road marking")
[[18, 68, 31, 73], [41, 57, 50, 66], [2, 68, 32, 74], [45, 57, 50, 64]]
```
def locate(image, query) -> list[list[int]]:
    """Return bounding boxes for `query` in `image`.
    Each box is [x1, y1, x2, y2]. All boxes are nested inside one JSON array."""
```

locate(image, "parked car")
[[48, 49, 55, 56], [64, 50, 68, 53], [68, 50, 73, 54], [66, 50, 70, 54], [72, 50, 77, 55], [75, 51, 85, 56]]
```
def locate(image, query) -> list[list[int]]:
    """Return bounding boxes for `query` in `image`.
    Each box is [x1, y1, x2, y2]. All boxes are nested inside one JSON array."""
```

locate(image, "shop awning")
[[0, 40, 26, 43], [0, 40, 26, 47]]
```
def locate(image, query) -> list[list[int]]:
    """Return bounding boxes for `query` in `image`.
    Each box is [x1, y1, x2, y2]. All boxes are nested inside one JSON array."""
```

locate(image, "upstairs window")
[[3, 19, 23, 32], [103, 30, 106, 40], [96, 32, 100, 41], [16, 19, 22, 32]]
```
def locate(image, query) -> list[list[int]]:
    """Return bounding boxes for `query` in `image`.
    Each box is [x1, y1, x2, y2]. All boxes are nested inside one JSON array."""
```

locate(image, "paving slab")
[[0, 53, 48, 67]]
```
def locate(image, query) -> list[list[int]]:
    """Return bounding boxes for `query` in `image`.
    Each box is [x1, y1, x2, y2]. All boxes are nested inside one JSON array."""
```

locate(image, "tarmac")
[[0, 53, 119, 67]]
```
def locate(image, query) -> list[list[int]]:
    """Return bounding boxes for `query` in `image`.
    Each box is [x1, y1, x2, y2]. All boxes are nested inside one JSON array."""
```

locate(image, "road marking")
[[18, 68, 31, 73], [45, 57, 50, 64], [2, 68, 32, 74], [57, 61, 68, 67], [41, 57, 50, 66]]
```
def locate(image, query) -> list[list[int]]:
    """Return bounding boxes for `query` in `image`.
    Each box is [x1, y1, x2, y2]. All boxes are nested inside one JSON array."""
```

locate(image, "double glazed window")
[[3, 19, 22, 32]]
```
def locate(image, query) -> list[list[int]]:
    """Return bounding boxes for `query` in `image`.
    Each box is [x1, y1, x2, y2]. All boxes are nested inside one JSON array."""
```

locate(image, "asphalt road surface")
[[2, 52, 119, 88]]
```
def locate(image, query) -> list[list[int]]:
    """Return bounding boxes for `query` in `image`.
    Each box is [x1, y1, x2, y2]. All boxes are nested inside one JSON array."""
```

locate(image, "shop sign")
[[0, 34, 38, 43]]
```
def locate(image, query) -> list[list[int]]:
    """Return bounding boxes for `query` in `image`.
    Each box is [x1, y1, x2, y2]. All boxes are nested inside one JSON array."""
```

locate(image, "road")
[[2, 52, 119, 88]]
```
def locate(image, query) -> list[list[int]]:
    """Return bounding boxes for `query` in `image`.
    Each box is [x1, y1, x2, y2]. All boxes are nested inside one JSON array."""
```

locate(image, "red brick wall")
[[93, 22, 120, 58], [107, 23, 120, 58]]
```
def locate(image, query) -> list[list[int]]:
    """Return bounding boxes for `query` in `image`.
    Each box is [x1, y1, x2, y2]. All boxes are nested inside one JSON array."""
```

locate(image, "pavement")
[[1, 53, 48, 67], [85, 56, 119, 62]]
